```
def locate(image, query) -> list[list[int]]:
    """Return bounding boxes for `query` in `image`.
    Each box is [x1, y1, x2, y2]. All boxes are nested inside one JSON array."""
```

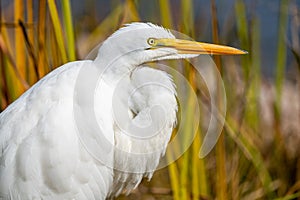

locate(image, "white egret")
[[0, 22, 246, 199]]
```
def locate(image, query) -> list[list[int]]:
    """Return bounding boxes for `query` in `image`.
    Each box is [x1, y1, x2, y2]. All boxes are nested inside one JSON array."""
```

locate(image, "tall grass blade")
[[181, 0, 194, 36], [122, 0, 140, 23], [166, 149, 180, 200], [179, 90, 195, 199], [0, 10, 17, 103], [0, 18, 9, 109], [273, 2, 290, 195], [275, 0, 289, 119], [226, 117, 275, 198], [14, 0, 26, 95], [192, 130, 208, 199], [80, 4, 123, 57], [37, 0, 47, 77], [19, 20, 39, 80], [61, 0, 76, 61], [47, 0, 68, 63], [0, 63, 8, 110], [48, 20, 61, 68], [246, 16, 261, 131], [26, 0, 36, 84], [158, 0, 174, 28], [210, 1, 228, 199], [234, 0, 250, 80], [179, 0, 195, 199], [0, 34, 30, 89]]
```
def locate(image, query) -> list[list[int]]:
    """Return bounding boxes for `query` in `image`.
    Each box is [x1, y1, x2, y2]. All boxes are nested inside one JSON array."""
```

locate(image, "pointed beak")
[[151, 38, 247, 55]]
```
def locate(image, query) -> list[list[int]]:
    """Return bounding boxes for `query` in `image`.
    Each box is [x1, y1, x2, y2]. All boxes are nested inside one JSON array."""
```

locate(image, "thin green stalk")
[[245, 17, 261, 131], [210, 0, 227, 199], [181, 0, 194, 36], [234, 0, 250, 80], [273, 2, 290, 195], [215, 134, 227, 200], [158, 0, 173, 28], [61, 0, 76, 61], [0, 38, 8, 109], [179, 88, 195, 199], [167, 149, 180, 200], [191, 138, 200, 200], [179, 1, 195, 198], [275, 0, 289, 119], [47, 0, 68, 63], [192, 130, 208, 199], [49, 21, 60, 68]]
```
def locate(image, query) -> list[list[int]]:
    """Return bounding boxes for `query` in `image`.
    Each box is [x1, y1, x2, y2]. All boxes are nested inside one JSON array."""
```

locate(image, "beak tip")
[[241, 49, 248, 54]]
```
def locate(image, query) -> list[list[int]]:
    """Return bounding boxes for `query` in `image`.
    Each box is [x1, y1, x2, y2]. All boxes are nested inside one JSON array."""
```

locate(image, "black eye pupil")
[[148, 38, 155, 45]]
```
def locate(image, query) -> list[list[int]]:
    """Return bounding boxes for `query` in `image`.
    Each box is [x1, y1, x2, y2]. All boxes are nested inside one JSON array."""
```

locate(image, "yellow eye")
[[147, 38, 156, 46]]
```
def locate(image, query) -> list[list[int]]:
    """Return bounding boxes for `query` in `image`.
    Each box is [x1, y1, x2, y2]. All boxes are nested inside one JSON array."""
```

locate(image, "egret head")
[[95, 22, 246, 71]]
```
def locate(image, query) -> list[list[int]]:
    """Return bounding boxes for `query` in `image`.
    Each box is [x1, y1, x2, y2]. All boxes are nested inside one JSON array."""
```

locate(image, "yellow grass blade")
[[122, 0, 140, 23], [192, 130, 209, 199], [181, 0, 194, 36], [14, 0, 26, 95], [167, 149, 180, 200], [158, 0, 174, 28], [180, 94, 194, 199], [0, 34, 30, 90], [80, 4, 123, 57], [0, 16, 18, 102], [47, 0, 68, 63], [38, 0, 47, 77], [61, 0, 76, 61], [26, 0, 36, 84], [210, 0, 227, 199]]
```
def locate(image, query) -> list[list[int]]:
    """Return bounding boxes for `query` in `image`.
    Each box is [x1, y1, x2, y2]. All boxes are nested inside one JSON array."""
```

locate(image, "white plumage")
[[0, 23, 178, 199], [0, 22, 246, 199]]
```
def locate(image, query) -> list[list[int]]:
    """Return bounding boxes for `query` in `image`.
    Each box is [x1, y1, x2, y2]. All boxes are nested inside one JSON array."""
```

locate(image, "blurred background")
[[0, 0, 300, 199]]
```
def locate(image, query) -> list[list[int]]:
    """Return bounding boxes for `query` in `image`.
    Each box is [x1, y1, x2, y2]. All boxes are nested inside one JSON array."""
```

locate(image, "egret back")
[[0, 61, 113, 199], [0, 62, 177, 199]]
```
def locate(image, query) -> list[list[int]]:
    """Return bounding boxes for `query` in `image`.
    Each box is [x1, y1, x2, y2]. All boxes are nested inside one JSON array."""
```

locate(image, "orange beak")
[[151, 38, 247, 55]]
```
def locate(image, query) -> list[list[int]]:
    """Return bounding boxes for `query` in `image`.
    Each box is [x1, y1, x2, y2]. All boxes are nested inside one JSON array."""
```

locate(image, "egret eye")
[[147, 38, 156, 46]]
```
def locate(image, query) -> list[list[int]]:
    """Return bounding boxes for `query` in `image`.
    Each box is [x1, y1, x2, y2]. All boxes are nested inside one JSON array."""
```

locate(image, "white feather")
[[0, 22, 180, 199]]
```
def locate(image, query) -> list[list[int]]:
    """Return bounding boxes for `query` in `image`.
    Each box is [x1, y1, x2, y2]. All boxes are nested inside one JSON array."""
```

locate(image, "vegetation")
[[0, 0, 299, 199]]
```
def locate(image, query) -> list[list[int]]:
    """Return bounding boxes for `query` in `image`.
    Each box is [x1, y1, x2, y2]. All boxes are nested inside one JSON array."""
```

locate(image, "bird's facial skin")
[[147, 37, 247, 55]]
